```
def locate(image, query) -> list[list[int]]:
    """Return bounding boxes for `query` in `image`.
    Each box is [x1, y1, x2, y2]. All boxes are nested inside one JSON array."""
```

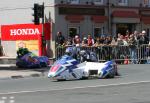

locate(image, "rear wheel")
[[57, 79, 66, 81], [81, 76, 88, 80]]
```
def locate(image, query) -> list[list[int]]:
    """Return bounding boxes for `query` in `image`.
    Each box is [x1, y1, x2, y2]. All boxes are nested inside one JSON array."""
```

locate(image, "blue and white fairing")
[[48, 55, 86, 80], [48, 55, 118, 80], [86, 61, 117, 78]]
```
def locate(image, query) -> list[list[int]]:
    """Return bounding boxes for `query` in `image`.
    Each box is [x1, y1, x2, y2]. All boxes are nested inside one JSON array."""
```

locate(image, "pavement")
[[0, 64, 49, 80]]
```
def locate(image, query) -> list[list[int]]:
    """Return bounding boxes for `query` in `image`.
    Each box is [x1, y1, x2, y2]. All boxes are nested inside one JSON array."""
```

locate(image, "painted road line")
[[0, 80, 150, 95]]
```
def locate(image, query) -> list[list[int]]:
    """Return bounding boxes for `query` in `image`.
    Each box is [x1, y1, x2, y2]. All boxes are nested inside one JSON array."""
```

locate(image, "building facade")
[[54, 0, 150, 38], [1, 0, 150, 57]]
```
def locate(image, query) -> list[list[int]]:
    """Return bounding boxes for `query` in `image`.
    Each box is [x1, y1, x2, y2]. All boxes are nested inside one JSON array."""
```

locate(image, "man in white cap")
[[138, 30, 149, 45], [143, 30, 149, 44], [142, 30, 146, 34], [137, 30, 149, 63]]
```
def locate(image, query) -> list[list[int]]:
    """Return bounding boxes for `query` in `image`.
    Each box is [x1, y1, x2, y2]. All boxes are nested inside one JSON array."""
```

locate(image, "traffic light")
[[33, 3, 40, 25], [32, 3, 44, 25], [38, 5, 44, 18]]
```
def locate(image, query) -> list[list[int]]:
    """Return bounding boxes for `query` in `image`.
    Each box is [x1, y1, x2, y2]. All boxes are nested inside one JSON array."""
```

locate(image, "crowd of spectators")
[[56, 30, 149, 47], [55, 30, 150, 64]]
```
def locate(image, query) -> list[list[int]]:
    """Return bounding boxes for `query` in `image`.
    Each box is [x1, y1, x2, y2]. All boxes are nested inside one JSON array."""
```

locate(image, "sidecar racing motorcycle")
[[48, 46, 118, 81], [16, 48, 49, 68]]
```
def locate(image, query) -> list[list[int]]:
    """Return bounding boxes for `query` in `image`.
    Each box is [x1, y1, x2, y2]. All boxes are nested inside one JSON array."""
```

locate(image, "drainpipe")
[[139, 3, 143, 32], [107, 0, 112, 35]]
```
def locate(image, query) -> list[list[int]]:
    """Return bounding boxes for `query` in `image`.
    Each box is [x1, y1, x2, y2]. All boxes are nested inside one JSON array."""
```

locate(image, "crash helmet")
[[65, 46, 75, 56], [89, 52, 98, 62], [80, 50, 86, 56], [80, 50, 89, 60]]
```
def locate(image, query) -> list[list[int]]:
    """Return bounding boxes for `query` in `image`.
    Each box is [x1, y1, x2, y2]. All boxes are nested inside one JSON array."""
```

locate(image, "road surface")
[[0, 64, 150, 103]]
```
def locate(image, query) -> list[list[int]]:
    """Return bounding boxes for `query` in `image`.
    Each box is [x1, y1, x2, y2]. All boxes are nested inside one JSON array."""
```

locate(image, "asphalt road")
[[0, 64, 150, 103]]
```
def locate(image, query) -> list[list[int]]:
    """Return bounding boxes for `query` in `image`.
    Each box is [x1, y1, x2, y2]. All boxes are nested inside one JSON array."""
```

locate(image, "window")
[[93, 0, 104, 5], [118, 0, 128, 6], [68, 0, 79, 4], [143, 0, 150, 7]]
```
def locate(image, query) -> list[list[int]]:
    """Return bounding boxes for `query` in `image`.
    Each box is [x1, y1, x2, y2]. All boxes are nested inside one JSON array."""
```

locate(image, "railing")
[[56, 45, 150, 64]]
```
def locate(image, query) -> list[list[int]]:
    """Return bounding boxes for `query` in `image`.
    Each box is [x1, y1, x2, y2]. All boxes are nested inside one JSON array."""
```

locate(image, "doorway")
[[68, 27, 80, 38], [116, 23, 135, 36]]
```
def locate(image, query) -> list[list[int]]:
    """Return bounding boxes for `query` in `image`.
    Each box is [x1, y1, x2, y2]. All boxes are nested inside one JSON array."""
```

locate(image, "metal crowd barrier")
[[56, 45, 150, 64]]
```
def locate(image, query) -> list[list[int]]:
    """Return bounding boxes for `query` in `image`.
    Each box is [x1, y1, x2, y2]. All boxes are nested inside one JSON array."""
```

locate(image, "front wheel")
[[81, 76, 88, 80], [106, 72, 115, 78]]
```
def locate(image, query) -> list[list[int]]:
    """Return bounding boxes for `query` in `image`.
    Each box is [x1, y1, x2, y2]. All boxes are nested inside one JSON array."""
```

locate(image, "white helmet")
[[65, 46, 77, 57]]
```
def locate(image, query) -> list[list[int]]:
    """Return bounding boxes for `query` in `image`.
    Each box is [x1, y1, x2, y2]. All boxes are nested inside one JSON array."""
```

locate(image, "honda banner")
[[1, 23, 51, 56], [1, 23, 51, 40]]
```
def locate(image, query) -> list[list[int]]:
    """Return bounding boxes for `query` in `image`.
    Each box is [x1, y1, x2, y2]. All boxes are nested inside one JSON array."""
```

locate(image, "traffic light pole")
[[33, 2, 46, 56], [42, 2, 46, 56]]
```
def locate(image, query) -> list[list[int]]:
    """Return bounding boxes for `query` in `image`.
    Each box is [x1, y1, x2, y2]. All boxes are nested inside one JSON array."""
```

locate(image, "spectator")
[[111, 37, 117, 45], [117, 35, 124, 45], [133, 30, 139, 41], [103, 36, 112, 60], [117, 33, 121, 39], [123, 36, 129, 46], [56, 32, 65, 46], [125, 30, 130, 39], [128, 34, 138, 64], [116, 34, 125, 64], [137, 30, 149, 63], [94, 37, 101, 47], [87, 34, 94, 46], [111, 37, 118, 59], [99, 36, 105, 44], [81, 37, 88, 47], [138, 30, 149, 45], [104, 36, 112, 45], [143, 30, 149, 44], [74, 35, 81, 47], [66, 37, 73, 46]]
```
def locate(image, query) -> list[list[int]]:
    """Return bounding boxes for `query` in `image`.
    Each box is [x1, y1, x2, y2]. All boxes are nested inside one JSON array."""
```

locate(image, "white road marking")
[[0, 80, 150, 95], [9, 97, 14, 99], [1, 97, 7, 100], [0, 100, 5, 103], [9, 100, 15, 103]]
